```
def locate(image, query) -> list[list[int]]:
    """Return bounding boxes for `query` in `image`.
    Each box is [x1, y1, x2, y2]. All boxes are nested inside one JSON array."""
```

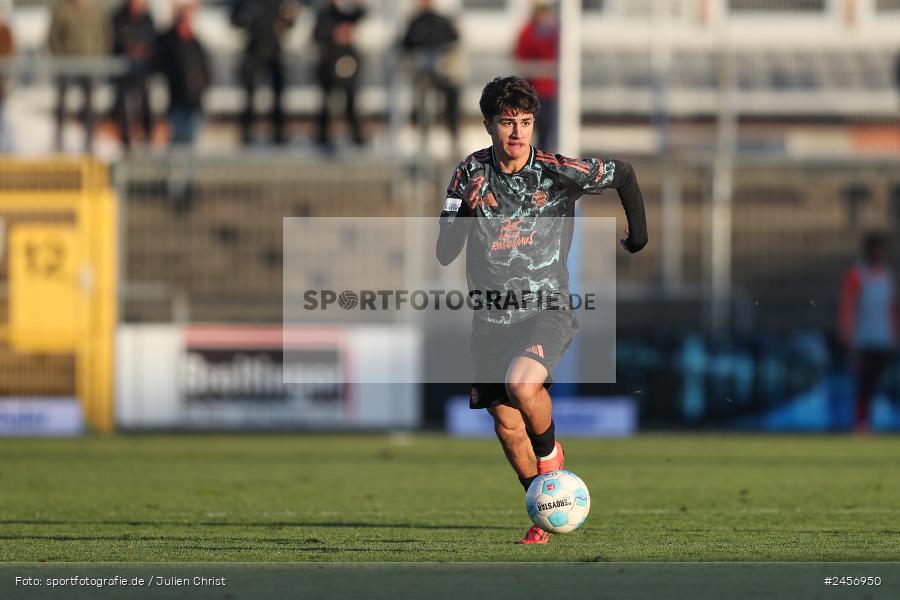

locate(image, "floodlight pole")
[[557, 0, 581, 157], [652, 1, 683, 294], [709, 37, 736, 339], [553, 0, 582, 394]]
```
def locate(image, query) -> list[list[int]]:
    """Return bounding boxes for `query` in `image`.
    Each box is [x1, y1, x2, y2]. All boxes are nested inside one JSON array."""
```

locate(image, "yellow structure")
[[0, 158, 117, 434]]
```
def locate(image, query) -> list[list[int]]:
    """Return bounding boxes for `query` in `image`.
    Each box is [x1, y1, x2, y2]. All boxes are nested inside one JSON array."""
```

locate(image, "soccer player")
[[436, 76, 648, 544]]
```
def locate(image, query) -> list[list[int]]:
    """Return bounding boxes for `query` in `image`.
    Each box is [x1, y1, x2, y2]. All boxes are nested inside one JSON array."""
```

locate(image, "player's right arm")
[[436, 161, 479, 266]]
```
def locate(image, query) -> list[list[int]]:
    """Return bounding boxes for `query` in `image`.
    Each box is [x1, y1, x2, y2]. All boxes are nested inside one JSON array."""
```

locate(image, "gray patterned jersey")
[[438, 146, 622, 325]]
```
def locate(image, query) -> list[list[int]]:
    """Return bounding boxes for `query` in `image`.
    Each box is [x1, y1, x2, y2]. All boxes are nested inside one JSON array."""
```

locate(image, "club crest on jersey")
[[531, 190, 548, 208]]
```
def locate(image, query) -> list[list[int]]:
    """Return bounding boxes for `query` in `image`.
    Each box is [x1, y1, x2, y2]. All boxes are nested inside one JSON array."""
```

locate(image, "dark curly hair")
[[479, 76, 541, 121]]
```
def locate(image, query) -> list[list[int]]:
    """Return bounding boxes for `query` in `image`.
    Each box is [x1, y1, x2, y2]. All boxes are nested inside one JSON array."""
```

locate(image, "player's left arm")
[[580, 158, 648, 253]]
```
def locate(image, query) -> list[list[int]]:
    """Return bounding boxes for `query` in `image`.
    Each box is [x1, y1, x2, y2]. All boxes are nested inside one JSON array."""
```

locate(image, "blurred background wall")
[[0, 0, 898, 435]]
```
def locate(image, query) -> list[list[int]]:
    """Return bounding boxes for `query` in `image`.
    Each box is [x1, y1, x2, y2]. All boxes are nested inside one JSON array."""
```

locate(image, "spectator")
[[232, 0, 301, 145], [839, 232, 897, 436], [514, 0, 558, 152], [0, 2, 14, 152], [111, 0, 156, 150], [401, 0, 463, 150], [896, 49, 900, 109], [47, 0, 110, 153], [313, 0, 366, 149], [156, 0, 210, 146]]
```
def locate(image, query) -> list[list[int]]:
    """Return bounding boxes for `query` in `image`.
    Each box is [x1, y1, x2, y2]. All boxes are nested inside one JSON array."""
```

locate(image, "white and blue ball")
[[525, 470, 591, 534]]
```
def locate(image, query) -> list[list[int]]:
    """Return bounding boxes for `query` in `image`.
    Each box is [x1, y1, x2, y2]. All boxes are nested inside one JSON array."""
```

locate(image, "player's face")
[[485, 111, 534, 162]]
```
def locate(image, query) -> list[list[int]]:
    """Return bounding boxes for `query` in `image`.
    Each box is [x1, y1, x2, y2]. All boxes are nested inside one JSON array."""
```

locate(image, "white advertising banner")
[[117, 324, 421, 430]]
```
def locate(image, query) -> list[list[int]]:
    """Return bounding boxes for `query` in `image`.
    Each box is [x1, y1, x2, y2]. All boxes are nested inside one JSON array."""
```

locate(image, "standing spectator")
[[47, 0, 110, 153], [514, 0, 558, 152], [839, 232, 897, 436], [313, 0, 366, 149], [231, 0, 302, 145], [111, 0, 156, 150], [0, 2, 14, 152], [895, 49, 900, 111], [402, 0, 463, 150], [156, 1, 210, 146]]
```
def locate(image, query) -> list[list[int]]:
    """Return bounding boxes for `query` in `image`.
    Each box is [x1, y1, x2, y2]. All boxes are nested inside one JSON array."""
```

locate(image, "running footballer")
[[436, 76, 648, 544]]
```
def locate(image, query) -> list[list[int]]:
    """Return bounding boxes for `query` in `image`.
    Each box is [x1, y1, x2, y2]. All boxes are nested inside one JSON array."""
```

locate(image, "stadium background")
[[0, 0, 899, 436]]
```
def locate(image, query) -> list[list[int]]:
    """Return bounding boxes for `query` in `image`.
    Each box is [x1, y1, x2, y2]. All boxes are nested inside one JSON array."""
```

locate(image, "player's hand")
[[619, 226, 633, 252], [464, 176, 485, 209]]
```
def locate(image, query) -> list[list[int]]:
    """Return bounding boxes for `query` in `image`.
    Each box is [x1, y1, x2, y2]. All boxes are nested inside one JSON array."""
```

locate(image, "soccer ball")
[[525, 470, 591, 534]]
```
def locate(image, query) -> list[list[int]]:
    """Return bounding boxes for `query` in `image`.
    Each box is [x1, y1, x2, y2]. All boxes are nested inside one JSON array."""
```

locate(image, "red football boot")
[[518, 524, 551, 545], [536, 441, 565, 474]]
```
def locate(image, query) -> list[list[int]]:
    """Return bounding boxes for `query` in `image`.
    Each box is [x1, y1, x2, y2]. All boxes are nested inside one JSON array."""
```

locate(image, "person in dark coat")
[[231, 0, 301, 145], [47, 0, 110, 152], [156, 1, 210, 146], [402, 0, 462, 145], [111, 0, 156, 149], [895, 50, 900, 108], [313, 0, 366, 148]]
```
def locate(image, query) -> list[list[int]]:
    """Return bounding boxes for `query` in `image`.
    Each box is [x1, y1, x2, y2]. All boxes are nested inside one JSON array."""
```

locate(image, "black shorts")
[[468, 309, 579, 410]]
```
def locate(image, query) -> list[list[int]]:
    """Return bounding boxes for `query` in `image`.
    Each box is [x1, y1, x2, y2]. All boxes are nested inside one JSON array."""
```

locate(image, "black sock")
[[527, 420, 556, 458], [518, 475, 537, 492]]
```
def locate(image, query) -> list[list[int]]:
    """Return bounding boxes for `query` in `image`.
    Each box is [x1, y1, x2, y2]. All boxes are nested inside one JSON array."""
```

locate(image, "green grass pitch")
[[1, 434, 898, 562]]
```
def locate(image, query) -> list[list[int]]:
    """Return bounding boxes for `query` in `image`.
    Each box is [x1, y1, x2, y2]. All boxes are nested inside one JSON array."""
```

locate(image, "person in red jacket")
[[514, 1, 558, 152]]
